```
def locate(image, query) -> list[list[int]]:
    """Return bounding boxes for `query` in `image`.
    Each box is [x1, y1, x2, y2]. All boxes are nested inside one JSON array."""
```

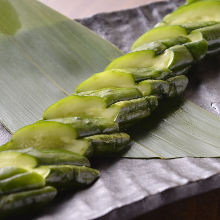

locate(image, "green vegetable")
[[14, 147, 90, 167], [0, 186, 57, 218], [0, 151, 38, 169], [131, 25, 188, 51], [76, 87, 142, 106], [0, 171, 45, 195], [162, 1, 220, 29], [0, 167, 27, 181], [34, 165, 100, 190], [106, 45, 193, 74], [86, 132, 130, 155]]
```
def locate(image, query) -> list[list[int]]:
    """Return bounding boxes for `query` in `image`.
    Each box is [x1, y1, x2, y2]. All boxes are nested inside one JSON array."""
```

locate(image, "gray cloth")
[[2, 0, 220, 219]]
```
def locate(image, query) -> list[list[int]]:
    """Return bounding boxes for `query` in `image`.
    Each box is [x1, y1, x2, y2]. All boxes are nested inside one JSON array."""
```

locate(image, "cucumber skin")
[[0, 186, 57, 218], [86, 133, 130, 156], [38, 165, 100, 191]]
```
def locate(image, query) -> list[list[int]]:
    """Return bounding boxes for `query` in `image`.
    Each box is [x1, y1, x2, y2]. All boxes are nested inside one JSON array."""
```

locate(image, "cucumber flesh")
[[15, 147, 90, 167], [131, 25, 188, 50], [2, 121, 92, 157], [0, 151, 37, 170], [34, 165, 100, 191], [106, 46, 193, 73], [76, 87, 142, 106], [163, 1, 220, 26], [189, 23, 220, 51], [0, 167, 27, 181], [0, 186, 57, 218], [76, 70, 136, 93], [47, 117, 119, 137], [43, 96, 108, 120], [0, 172, 45, 195]]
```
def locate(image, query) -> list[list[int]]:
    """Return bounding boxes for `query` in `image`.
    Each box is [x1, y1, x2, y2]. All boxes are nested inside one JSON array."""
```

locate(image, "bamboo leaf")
[[0, 0, 122, 133], [1, 0, 220, 159]]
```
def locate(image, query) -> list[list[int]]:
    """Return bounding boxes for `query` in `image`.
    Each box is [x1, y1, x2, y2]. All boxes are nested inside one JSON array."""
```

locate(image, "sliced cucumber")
[[85, 132, 130, 155], [131, 25, 188, 50], [76, 70, 136, 93], [167, 75, 189, 97], [15, 147, 90, 167], [43, 96, 109, 120], [0, 172, 45, 195], [188, 23, 220, 54], [34, 165, 100, 191], [76, 87, 142, 106], [2, 121, 92, 157], [0, 151, 37, 169], [0, 167, 27, 181], [138, 80, 170, 96], [48, 117, 119, 137], [163, 1, 220, 26], [106, 45, 193, 73], [0, 186, 57, 218]]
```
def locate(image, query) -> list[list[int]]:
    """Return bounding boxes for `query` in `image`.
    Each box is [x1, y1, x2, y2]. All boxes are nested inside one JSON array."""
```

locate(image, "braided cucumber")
[[1, 0, 220, 216]]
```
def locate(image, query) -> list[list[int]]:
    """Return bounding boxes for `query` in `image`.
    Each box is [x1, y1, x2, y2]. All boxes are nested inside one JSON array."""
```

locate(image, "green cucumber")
[[0, 167, 27, 181], [0, 186, 57, 218], [184, 39, 208, 61], [163, 1, 220, 27], [43, 94, 157, 125], [0, 172, 45, 195], [138, 80, 170, 96], [167, 75, 189, 97], [15, 147, 90, 167], [34, 165, 100, 191], [47, 117, 119, 138], [85, 132, 130, 155], [188, 23, 220, 54], [106, 45, 193, 73], [0, 151, 38, 169], [131, 25, 188, 50], [76, 87, 142, 106], [76, 70, 136, 92], [2, 121, 92, 157]]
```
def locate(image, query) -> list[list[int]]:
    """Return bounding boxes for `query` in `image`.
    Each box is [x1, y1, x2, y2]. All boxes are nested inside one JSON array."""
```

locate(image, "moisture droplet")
[[211, 102, 220, 114]]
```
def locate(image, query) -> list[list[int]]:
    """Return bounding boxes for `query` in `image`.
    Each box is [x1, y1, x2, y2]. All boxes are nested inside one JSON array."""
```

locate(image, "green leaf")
[[1, 0, 220, 159], [123, 98, 220, 158], [0, 0, 122, 133]]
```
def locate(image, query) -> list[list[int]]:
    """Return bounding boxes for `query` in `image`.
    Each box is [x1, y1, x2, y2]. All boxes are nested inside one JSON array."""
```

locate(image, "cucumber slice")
[[76, 70, 136, 93], [109, 97, 153, 124], [76, 87, 142, 106], [0, 172, 45, 195], [138, 80, 170, 96], [0, 151, 37, 169], [43, 96, 109, 120], [34, 165, 100, 191], [188, 23, 220, 53], [15, 147, 90, 167], [106, 45, 193, 73], [85, 133, 130, 155], [48, 117, 119, 137], [2, 121, 92, 157], [0, 167, 27, 181], [0, 186, 57, 218], [163, 1, 220, 26], [184, 39, 208, 61], [167, 75, 189, 97], [131, 25, 188, 50], [43, 94, 156, 125]]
